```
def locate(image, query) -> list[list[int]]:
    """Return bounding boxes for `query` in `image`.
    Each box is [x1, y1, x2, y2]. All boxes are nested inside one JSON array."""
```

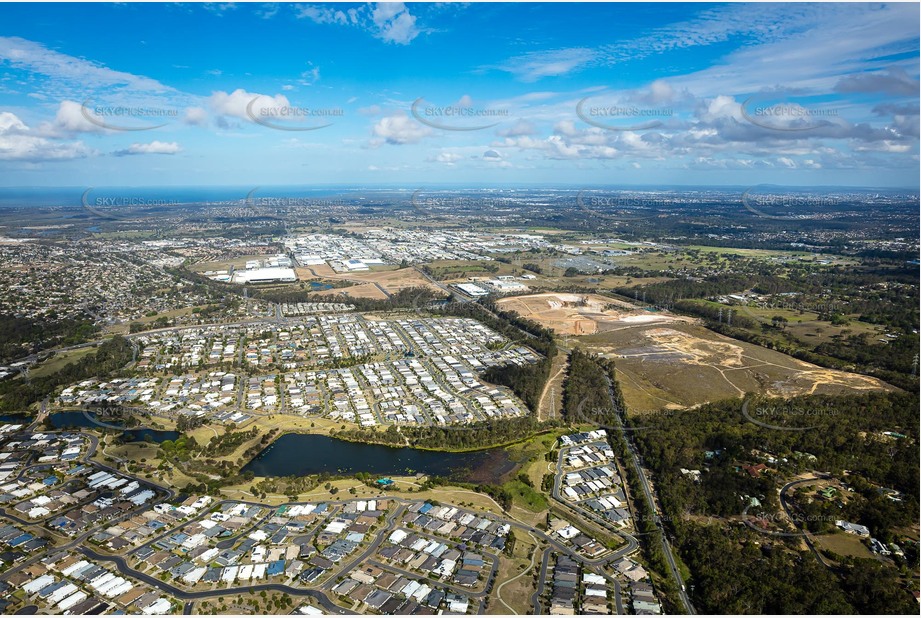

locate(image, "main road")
[[603, 378, 695, 614]]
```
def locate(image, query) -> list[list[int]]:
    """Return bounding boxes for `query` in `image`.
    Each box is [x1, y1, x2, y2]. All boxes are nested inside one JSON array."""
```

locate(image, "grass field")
[[490, 532, 541, 615], [193, 591, 297, 615], [311, 282, 389, 300], [294, 265, 443, 298], [683, 299, 882, 347], [574, 319, 892, 413], [504, 478, 549, 512], [736, 304, 881, 344], [813, 532, 875, 560], [191, 254, 275, 272], [30, 347, 96, 378], [537, 348, 568, 421]]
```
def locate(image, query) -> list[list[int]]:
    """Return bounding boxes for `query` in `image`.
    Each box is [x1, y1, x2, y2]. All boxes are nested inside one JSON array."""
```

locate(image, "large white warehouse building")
[[232, 267, 297, 284]]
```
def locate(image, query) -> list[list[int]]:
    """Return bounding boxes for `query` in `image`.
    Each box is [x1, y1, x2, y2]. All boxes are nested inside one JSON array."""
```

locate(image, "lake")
[[45, 411, 180, 443], [242, 433, 516, 484], [0, 414, 29, 424]]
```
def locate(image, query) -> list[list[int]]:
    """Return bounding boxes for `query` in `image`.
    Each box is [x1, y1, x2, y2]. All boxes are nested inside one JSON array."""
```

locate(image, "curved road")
[[79, 546, 347, 614], [778, 475, 833, 568], [529, 547, 551, 615], [551, 441, 639, 560], [2, 425, 658, 615]]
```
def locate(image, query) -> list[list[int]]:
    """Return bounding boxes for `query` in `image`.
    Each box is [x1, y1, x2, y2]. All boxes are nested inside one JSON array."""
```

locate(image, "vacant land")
[[30, 347, 96, 378], [689, 300, 882, 346], [491, 532, 541, 615], [537, 348, 569, 421], [498, 293, 893, 413], [576, 321, 892, 413], [498, 292, 688, 336], [311, 282, 389, 300], [297, 265, 442, 297], [190, 254, 275, 272], [813, 532, 875, 560]]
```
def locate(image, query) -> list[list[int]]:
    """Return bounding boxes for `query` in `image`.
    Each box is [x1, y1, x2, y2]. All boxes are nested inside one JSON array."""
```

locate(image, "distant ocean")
[[0, 186, 379, 208], [0, 185, 914, 208]]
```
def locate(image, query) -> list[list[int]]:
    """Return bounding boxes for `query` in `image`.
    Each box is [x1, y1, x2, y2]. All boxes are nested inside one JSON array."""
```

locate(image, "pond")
[[0, 414, 30, 424], [45, 411, 180, 444], [241, 433, 516, 484]]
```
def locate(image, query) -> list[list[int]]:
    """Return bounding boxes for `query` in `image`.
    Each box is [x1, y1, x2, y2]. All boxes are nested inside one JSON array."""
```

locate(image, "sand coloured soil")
[[497, 292, 685, 336]]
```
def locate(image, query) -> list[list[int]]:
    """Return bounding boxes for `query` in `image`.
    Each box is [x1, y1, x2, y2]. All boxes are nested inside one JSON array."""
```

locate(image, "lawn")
[[30, 347, 96, 378], [504, 478, 549, 512], [813, 532, 875, 560], [490, 533, 541, 615]]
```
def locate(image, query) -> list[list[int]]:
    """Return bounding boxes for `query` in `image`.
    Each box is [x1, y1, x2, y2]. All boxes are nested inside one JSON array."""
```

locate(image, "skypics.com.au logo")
[[243, 188, 347, 210], [81, 188, 178, 222], [80, 100, 179, 131], [246, 98, 343, 131], [409, 189, 513, 216], [570, 398, 678, 433], [576, 96, 672, 131], [741, 90, 839, 132], [741, 505, 837, 538], [576, 190, 668, 222], [411, 98, 509, 132], [741, 185, 842, 221], [741, 398, 840, 432]]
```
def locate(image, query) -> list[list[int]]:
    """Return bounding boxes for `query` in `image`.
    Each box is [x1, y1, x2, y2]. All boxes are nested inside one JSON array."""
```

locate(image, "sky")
[[0, 1, 918, 189]]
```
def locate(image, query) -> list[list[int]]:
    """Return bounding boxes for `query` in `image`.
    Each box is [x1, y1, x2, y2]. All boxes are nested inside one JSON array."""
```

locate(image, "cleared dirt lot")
[[310, 282, 390, 300], [298, 265, 442, 296], [499, 293, 893, 413], [497, 292, 689, 335], [578, 322, 892, 413]]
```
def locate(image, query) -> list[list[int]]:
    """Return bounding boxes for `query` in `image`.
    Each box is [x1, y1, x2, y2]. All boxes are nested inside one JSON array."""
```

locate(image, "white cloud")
[[0, 36, 172, 93], [489, 86, 916, 170], [114, 140, 181, 156], [295, 4, 350, 25], [183, 106, 209, 126], [203, 3, 238, 16], [295, 2, 421, 45], [0, 111, 94, 161], [493, 48, 596, 82], [371, 112, 431, 145], [835, 69, 919, 97], [430, 151, 464, 165], [255, 3, 279, 19], [209, 88, 289, 121], [498, 120, 537, 137], [371, 3, 419, 45], [491, 3, 919, 93], [299, 65, 320, 85], [665, 4, 919, 96], [46, 100, 105, 134]]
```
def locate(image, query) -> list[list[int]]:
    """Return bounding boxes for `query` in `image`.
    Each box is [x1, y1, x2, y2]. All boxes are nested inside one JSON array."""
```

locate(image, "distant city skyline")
[[0, 2, 918, 188]]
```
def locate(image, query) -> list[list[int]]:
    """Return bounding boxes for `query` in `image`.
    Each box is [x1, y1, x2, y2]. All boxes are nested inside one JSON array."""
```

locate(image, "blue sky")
[[0, 2, 918, 188]]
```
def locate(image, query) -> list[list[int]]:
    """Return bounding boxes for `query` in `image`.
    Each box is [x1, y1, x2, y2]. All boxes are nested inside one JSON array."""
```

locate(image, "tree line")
[[0, 336, 133, 412], [629, 391, 919, 614]]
